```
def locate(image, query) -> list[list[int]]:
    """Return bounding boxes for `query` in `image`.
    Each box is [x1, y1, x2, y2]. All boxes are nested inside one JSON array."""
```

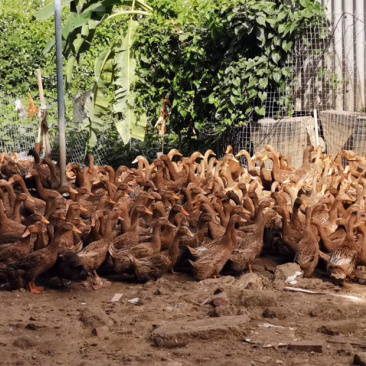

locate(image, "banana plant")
[[35, 0, 151, 147]]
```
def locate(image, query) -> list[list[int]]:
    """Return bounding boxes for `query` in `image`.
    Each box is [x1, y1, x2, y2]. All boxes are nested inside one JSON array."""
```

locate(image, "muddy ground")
[[1, 255, 366, 366]]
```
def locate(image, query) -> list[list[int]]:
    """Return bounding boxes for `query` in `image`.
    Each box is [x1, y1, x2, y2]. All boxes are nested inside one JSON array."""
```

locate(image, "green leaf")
[[42, 38, 55, 55], [115, 119, 131, 144], [272, 71, 282, 83], [66, 56, 76, 82], [300, 0, 309, 8], [258, 91, 267, 101], [34, 0, 73, 21], [255, 105, 266, 116], [271, 51, 281, 64], [259, 78, 268, 89], [130, 114, 148, 141], [257, 17, 266, 26], [282, 40, 293, 52]]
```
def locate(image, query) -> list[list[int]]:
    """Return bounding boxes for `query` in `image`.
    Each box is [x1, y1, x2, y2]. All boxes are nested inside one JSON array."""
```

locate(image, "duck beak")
[[21, 229, 31, 238], [69, 187, 78, 194], [177, 152, 183, 157], [7, 177, 14, 184], [25, 172, 32, 179], [232, 157, 239, 163], [41, 216, 50, 224], [261, 156, 268, 162], [282, 179, 290, 184], [72, 226, 82, 234], [118, 216, 124, 221], [180, 208, 190, 216], [225, 147, 231, 154], [27, 196, 35, 203], [150, 162, 156, 169], [235, 152, 243, 158], [109, 199, 117, 204], [80, 205, 88, 213], [66, 171, 74, 179], [301, 201, 307, 208], [172, 194, 180, 200], [60, 215, 66, 221], [132, 157, 139, 164], [145, 208, 153, 215], [91, 217, 96, 227]]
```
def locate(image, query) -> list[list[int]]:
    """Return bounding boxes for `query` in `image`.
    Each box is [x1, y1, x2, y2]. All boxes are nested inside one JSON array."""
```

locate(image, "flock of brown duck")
[[0, 144, 365, 294]]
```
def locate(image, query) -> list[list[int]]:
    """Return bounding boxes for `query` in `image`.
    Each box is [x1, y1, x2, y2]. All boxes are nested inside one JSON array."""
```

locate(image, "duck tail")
[[126, 253, 139, 267], [319, 250, 330, 263], [330, 268, 346, 280], [187, 246, 200, 258], [109, 244, 126, 260]]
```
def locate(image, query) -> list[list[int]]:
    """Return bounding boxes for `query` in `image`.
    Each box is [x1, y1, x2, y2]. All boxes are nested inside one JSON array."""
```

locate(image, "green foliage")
[[133, 0, 328, 152], [0, 6, 57, 98], [37, 0, 152, 147]]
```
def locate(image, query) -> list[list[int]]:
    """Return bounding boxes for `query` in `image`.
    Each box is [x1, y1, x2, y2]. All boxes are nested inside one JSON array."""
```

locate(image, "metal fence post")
[[55, 0, 66, 185]]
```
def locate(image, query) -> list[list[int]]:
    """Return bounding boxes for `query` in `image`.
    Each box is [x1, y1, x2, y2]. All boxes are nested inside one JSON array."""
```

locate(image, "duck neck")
[[44, 159, 56, 177], [221, 168, 235, 187], [199, 160, 206, 178], [268, 153, 281, 182], [16, 177, 29, 197], [168, 230, 183, 258], [151, 223, 163, 252], [34, 231, 46, 251], [291, 202, 301, 227], [329, 198, 339, 222], [243, 151, 256, 171], [66, 206, 77, 223], [74, 165, 84, 187], [5, 183, 16, 206], [182, 188, 193, 212], [215, 205, 228, 227], [224, 218, 237, 249], [346, 213, 357, 241], [154, 165, 165, 190], [0, 200, 8, 224], [34, 174, 47, 200], [12, 197, 23, 223], [186, 162, 196, 184], [207, 158, 217, 177], [163, 157, 180, 181], [105, 166, 115, 183], [283, 185, 297, 206], [82, 168, 92, 192], [104, 215, 116, 239], [129, 208, 141, 230]]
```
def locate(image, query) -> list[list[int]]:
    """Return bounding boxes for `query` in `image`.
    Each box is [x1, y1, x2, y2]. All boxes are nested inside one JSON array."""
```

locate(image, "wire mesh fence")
[[233, 11, 366, 168], [1, 9, 366, 168]]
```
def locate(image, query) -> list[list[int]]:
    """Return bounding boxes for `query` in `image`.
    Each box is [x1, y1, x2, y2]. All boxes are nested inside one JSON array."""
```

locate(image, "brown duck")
[[188, 214, 244, 280], [128, 225, 194, 282], [6, 221, 80, 293]]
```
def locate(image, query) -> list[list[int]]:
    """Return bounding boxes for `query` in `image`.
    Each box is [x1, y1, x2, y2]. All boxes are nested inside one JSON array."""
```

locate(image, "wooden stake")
[[36, 69, 51, 158]]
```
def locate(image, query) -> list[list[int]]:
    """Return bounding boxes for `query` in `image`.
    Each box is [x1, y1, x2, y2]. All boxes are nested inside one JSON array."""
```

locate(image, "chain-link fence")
[[234, 10, 366, 168]]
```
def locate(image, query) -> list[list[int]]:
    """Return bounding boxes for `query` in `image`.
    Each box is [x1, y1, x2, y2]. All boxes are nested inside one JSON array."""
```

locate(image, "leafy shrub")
[[133, 0, 328, 154]]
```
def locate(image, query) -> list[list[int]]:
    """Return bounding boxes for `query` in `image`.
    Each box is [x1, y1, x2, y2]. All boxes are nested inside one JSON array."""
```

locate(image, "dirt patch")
[[0, 272, 366, 365]]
